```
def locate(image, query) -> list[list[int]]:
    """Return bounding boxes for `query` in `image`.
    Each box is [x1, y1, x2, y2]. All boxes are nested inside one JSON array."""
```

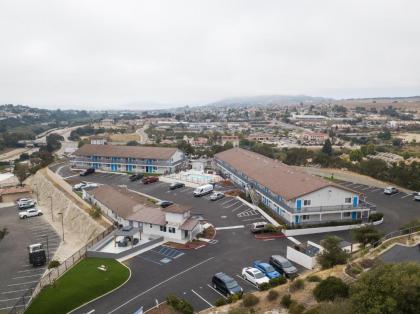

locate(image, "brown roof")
[[215, 148, 349, 201], [0, 186, 32, 195], [162, 203, 191, 214], [88, 185, 165, 225], [74, 144, 178, 160], [180, 218, 199, 231]]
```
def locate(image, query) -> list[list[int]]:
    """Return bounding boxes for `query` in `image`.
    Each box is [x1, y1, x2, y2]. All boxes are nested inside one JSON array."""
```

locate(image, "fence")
[[8, 225, 115, 314], [371, 224, 420, 248]]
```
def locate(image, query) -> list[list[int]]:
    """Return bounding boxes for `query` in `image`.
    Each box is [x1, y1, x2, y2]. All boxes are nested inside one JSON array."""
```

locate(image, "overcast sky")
[[0, 0, 419, 110]]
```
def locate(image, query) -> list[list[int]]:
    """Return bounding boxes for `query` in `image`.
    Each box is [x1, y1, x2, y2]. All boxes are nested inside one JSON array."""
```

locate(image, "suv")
[[211, 272, 243, 296], [384, 186, 398, 195], [80, 168, 95, 176], [210, 192, 225, 201], [169, 182, 185, 190], [18, 200, 36, 210], [269, 255, 298, 278], [157, 200, 174, 208], [142, 176, 159, 184], [129, 174, 144, 181], [19, 208, 43, 219], [250, 222, 269, 234]]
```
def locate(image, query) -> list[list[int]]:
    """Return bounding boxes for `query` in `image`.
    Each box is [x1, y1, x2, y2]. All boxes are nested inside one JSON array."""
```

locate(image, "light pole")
[[58, 213, 64, 243], [42, 235, 50, 262], [48, 196, 54, 222]]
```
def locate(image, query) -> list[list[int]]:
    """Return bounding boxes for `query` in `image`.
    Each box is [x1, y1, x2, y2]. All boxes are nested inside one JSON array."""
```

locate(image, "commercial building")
[[71, 144, 186, 174], [215, 148, 372, 226], [83, 185, 201, 243]]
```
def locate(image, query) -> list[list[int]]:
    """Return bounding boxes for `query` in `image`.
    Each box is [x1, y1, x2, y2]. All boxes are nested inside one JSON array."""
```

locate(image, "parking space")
[[0, 205, 60, 312]]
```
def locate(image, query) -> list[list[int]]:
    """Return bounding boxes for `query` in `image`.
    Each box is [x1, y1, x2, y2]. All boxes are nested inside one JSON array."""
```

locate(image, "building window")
[[168, 227, 176, 233], [302, 215, 310, 220], [149, 224, 153, 228], [160, 226, 167, 232], [345, 197, 352, 204], [343, 212, 351, 217], [303, 200, 311, 206]]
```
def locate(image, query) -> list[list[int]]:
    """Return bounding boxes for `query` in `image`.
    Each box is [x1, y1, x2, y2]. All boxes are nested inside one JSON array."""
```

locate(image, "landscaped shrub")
[[269, 276, 287, 287], [259, 282, 271, 291], [289, 279, 305, 292], [228, 309, 251, 314], [267, 289, 279, 301], [313, 276, 349, 302], [215, 298, 227, 306], [280, 294, 292, 308], [166, 294, 194, 314], [345, 264, 363, 277], [368, 212, 384, 222], [306, 275, 322, 282], [48, 260, 60, 269], [289, 301, 305, 314], [227, 293, 241, 303], [242, 293, 259, 307], [90, 204, 101, 218], [359, 259, 375, 269]]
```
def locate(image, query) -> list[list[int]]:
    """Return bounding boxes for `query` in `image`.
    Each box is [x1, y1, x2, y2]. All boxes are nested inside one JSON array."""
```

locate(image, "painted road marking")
[[17, 268, 45, 273], [12, 274, 42, 280], [362, 186, 372, 190], [215, 225, 245, 230], [372, 188, 382, 192], [191, 289, 213, 307], [224, 201, 240, 209], [108, 257, 215, 314], [242, 217, 264, 222], [221, 198, 237, 205], [232, 204, 245, 212], [401, 193, 412, 199], [390, 192, 401, 197], [0, 288, 29, 294], [235, 274, 258, 289], [206, 284, 227, 299], [7, 280, 38, 287]]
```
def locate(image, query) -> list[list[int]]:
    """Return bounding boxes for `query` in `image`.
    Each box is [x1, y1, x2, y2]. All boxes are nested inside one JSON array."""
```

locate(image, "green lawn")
[[25, 258, 130, 314]]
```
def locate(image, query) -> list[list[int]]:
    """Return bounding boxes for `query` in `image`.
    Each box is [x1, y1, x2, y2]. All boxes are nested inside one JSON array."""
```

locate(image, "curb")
[[254, 233, 286, 240]]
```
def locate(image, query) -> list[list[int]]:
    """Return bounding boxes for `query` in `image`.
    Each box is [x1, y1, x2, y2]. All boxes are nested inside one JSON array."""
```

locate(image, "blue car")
[[253, 260, 281, 279]]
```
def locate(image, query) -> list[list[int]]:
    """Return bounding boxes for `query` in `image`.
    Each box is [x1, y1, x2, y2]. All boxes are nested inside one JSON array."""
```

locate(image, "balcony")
[[71, 156, 178, 167], [297, 201, 374, 213]]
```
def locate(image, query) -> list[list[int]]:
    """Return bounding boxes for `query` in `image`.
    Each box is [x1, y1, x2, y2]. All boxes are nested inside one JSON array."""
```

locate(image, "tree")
[[392, 138, 403, 147], [349, 149, 363, 162], [350, 262, 420, 314], [352, 225, 382, 247], [14, 163, 29, 186], [321, 139, 333, 156], [378, 129, 391, 140], [317, 236, 349, 269], [313, 276, 349, 302], [126, 140, 139, 146]]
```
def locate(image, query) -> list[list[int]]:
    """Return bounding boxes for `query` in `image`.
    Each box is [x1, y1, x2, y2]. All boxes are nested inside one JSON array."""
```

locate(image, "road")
[[135, 124, 150, 144]]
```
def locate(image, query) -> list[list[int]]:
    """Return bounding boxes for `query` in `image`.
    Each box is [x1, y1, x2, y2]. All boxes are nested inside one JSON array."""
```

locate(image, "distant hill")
[[206, 95, 332, 108]]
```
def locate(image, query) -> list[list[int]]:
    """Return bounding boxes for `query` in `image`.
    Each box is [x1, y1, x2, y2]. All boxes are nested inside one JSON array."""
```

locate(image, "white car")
[[413, 192, 420, 201], [384, 187, 398, 195], [19, 208, 43, 219], [73, 181, 98, 191], [241, 267, 270, 287]]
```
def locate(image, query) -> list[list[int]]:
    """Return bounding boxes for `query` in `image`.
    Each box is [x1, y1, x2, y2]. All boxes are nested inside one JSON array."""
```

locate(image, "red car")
[[142, 176, 159, 184]]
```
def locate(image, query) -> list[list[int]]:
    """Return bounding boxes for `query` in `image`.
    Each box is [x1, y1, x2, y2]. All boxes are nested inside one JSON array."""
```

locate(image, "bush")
[[352, 225, 382, 247], [289, 279, 305, 292], [228, 309, 251, 314], [313, 276, 349, 302], [280, 294, 292, 308], [242, 293, 259, 307], [289, 301, 305, 314], [227, 293, 241, 304], [359, 259, 375, 269], [90, 204, 101, 219], [345, 264, 363, 277], [368, 212, 383, 222], [267, 289, 279, 301], [318, 236, 349, 269], [166, 294, 194, 314], [215, 298, 227, 306], [269, 276, 287, 287], [259, 282, 271, 291], [48, 260, 60, 269], [306, 275, 321, 282]]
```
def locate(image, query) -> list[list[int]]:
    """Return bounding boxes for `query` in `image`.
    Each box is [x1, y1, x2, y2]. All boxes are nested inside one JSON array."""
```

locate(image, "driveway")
[[380, 244, 420, 263]]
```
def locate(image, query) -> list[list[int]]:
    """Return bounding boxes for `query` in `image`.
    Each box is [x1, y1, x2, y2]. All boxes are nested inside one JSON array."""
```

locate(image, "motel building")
[[215, 148, 373, 226], [71, 144, 186, 174]]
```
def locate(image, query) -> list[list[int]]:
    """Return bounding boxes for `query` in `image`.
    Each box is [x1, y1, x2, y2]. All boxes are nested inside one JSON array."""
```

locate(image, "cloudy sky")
[[0, 0, 419, 109]]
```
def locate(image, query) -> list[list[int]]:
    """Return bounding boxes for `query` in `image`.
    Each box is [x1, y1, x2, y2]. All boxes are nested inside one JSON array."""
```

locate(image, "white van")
[[193, 184, 214, 197]]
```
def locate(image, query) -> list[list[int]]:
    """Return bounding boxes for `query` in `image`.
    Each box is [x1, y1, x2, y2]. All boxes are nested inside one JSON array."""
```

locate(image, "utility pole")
[[43, 235, 50, 262], [48, 196, 54, 222]]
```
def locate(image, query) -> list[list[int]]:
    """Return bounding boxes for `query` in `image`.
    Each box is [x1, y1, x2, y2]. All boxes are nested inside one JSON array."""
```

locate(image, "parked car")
[[253, 261, 281, 279], [18, 201, 36, 210], [169, 182, 185, 190], [129, 173, 144, 181], [73, 181, 98, 191], [384, 186, 399, 195], [28, 243, 46, 266], [157, 200, 174, 208], [210, 191, 225, 201], [19, 208, 43, 219], [17, 198, 34, 206], [413, 192, 420, 201], [269, 255, 298, 278], [241, 267, 269, 287], [211, 272, 243, 296], [193, 184, 214, 197], [142, 176, 159, 184], [250, 221, 270, 234], [80, 168, 95, 176]]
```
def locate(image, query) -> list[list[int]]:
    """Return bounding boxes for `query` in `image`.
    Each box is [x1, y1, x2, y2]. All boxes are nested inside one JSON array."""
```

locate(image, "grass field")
[[25, 258, 130, 314]]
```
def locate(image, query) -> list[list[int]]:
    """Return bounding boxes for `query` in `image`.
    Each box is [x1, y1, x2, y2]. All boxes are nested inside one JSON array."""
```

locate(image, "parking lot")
[[0, 205, 60, 312]]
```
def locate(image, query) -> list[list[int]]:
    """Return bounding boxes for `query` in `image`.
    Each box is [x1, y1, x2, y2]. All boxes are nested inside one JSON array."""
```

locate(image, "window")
[[343, 212, 351, 217], [168, 227, 176, 233], [303, 200, 311, 206], [160, 226, 167, 232], [302, 215, 310, 220], [345, 197, 352, 204], [149, 224, 153, 228]]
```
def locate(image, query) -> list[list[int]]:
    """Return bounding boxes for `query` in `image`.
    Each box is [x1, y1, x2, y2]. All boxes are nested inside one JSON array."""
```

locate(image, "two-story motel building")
[[215, 148, 372, 226], [71, 144, 186, 174]]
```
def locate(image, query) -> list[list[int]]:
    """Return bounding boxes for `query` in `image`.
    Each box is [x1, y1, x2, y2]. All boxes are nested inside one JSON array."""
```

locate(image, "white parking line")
[[191, 289, 213, 307], [221, 198, 236, 205], [0, 288, 28, 294], [224, 201, 240, 209], [0, 296, 30, 302], [390, 192, 401, 197], [17, 268, 45, 273], [179, 188, 192, 193], [231, 204, 245, 212], [215, 225, 245, 230], [0, 304, 25, 311], [242, 217, 264, 222], [401, 193, 412, 199], [7, 280, 38, 287], [372, 188, 382, 192], [13, 274, 42, 280], [206, 284, 227, 299], [235, 274, 258, 289]]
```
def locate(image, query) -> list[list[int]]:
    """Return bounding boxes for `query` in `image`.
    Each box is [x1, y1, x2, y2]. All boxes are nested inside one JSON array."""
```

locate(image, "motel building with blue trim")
[[215, 148, 373, 226], [71, 144, 186, 175]]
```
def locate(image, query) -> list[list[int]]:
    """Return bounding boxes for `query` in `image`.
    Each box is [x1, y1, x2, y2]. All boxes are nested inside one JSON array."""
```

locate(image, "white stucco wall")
[[171, 150, 185, 163], [291, 186, 357, 209]]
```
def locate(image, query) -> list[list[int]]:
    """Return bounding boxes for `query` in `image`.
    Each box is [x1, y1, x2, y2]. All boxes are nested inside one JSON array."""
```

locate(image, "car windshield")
[[254, 271, 265, 279], [264, 265, 275, 272], [282, 261, 293, 268], [225, 280, 238, 289]]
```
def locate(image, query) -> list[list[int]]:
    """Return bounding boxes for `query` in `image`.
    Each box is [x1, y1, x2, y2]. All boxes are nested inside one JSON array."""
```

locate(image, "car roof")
[[214, 272, 234, 282], [257, 262, 271, 268], [271, 255, 288, 263], [246, 267, 262, 274]]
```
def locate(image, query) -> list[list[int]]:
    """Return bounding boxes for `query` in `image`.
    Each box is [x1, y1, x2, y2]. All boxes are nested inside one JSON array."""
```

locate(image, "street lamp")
[[48, 196, 54, 222], [57, 212, 64, 243], [42, 235, 50, 263]]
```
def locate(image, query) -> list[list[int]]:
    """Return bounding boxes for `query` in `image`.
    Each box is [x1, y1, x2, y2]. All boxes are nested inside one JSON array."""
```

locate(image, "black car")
[[80, 168, 95, 176], [129, 173, 144, 181], [158, 200, 174, 208], [169, 182, 185, 190], [211, 272, 243, 296], [269, 255, 298, 278]]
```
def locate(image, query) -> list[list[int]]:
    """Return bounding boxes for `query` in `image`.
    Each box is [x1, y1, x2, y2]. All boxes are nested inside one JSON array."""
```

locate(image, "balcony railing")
[[71, 156, 183, 167], [297, 201, 373, 213]]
